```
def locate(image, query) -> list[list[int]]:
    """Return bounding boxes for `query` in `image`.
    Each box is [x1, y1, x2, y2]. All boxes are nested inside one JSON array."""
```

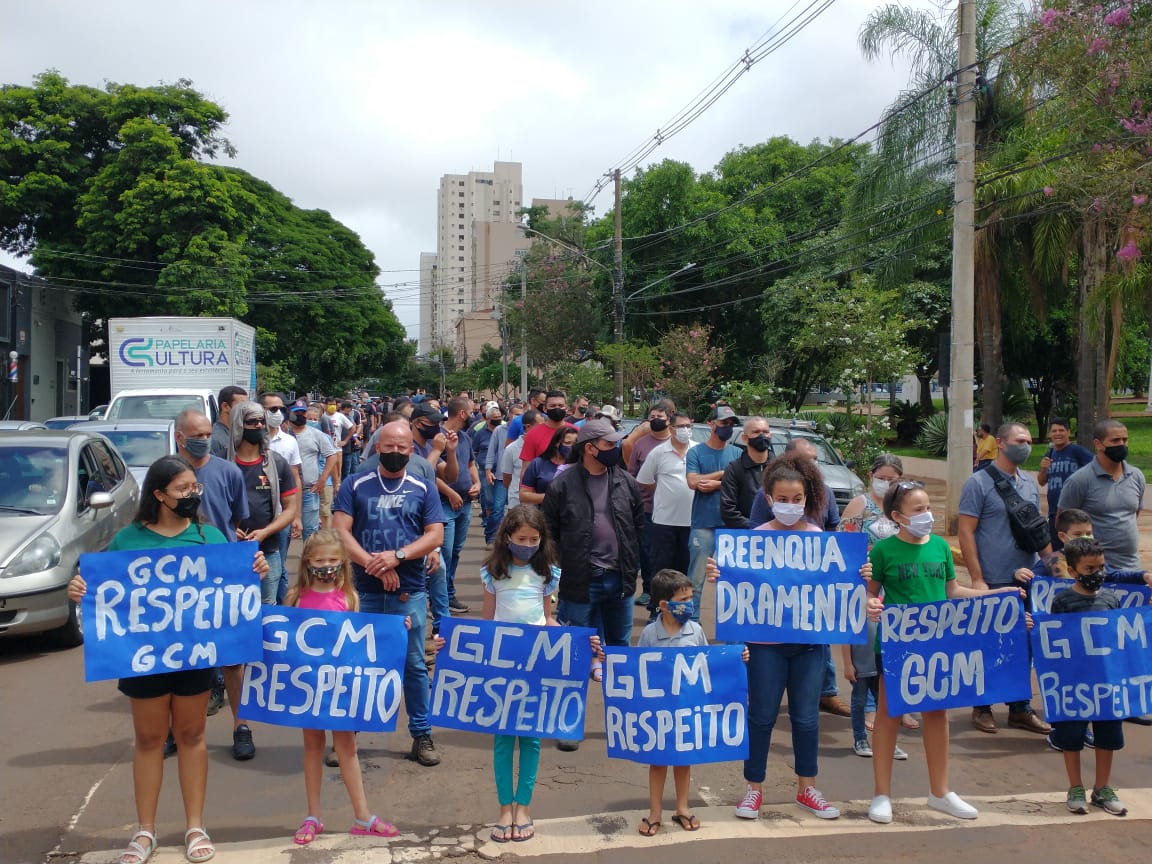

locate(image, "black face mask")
[[593, 445, 623, 468], [288, 413, 308, 427], [649, 418, 668, 432], [746, 434, 771, 452], [1103, 444, 1128, 463], [168, 493, 201, 519], [379, 451, 410, 473], [242, 428, 265, 445], [415, 424, 439, 440], [546, 407, 567, 423], [489, 418, 501, 426], [1077, 569, 1105, 592]]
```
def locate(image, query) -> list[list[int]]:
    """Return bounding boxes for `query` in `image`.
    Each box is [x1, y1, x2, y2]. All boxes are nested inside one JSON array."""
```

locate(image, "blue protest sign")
[[603, 645, 748, 766], [80, 541, 262, 682], [1032, 607, 1152, 722], [239, 606, 408, 732], [714, 529, 869, 644], [880, 593, 1031, 715], [430, 619, 596, 739], [1031, 575, 1152, 614]]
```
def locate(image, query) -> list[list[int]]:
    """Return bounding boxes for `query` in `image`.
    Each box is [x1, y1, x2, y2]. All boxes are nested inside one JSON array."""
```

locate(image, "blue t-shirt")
[[192, 455, 249, 541], [685, 443, 742, 529], [958, 467, 1042, 585], [334, 468, 446, 594], [1043, 443, 1093, 511], [521, 457, 567, 495]]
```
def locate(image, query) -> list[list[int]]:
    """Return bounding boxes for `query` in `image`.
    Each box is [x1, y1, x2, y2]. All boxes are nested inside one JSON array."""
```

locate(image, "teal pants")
[[493, 735, 541, 806]]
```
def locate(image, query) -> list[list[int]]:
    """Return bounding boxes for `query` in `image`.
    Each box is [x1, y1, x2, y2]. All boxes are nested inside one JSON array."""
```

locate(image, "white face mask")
[[674, 427, 693, 444], [266, 409, 284, 428], [903, 511, 935, 538], [871, 478, 891, 497], [772, 501, 806, 526]]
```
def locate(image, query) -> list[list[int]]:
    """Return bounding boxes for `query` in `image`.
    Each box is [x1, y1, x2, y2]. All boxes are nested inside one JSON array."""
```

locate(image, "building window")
[[458, 234, 464, 241], [459, 181, 465, 186], [458, 245, 464, 251], [458, 256, 464, 261]]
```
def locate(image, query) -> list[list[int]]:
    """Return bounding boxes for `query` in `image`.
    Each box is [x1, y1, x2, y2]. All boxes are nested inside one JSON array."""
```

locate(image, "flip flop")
[[671, 813, 700, 831], [118, 829, 156, 864], [512, 821, 535, 842], [293, 816, 324, 846], [638, 817, 661, 836], [350, 815, 399, 837], [490, 824, 513, 843], [183, 827, 215, 863], [901, 714, 922, 730]]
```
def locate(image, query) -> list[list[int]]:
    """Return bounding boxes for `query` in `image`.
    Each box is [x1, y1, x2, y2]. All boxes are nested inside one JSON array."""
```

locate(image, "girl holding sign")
[[67, 455, 269, 864], [286, 529, 401, 844], [866, 481, 1025, 825]]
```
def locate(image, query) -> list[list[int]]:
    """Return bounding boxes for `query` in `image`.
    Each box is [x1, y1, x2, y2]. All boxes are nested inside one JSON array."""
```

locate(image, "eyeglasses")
[[165, 482, 204, 499], [243, 419, 267, 428]]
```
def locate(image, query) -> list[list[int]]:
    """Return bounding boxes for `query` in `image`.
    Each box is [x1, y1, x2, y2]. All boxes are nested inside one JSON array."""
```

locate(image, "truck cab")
[[105, 388, 219, 423]]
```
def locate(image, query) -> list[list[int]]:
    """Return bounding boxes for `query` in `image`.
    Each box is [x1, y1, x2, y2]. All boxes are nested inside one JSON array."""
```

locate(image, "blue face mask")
[[306, 420, 321, 429], [665, 599, 695, 623], [507, 541, 539, 562]]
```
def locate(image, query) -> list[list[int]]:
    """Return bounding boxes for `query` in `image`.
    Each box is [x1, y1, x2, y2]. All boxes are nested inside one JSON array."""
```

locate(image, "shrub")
[[916, 412, 949, 456]]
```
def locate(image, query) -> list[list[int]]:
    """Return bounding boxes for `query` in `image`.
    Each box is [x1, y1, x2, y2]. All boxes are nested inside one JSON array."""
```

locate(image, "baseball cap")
[[576, 417, 626, 444], [411, 402, 444, 423], [486, 403, 502, 418], [596, 404, 622, 422], [484, 400, 500, 414], [289, 398, 309, 414], [710, 405, 737, 422]]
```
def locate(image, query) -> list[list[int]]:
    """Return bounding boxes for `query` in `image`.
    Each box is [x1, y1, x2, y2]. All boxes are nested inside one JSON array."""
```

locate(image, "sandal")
[[865, 712, 876, 733], [490, 824, 513, 843], [184, 827, 215, 863], [350, 815, 400, 837], [294, 816, 324, 846], [119, 829, 156, 864], [671, 813, 700, 831], [512, 820, 535, 842], [901, 714, 922, 730], [324, 748, 340, 767], [638, 817, 661, 836]]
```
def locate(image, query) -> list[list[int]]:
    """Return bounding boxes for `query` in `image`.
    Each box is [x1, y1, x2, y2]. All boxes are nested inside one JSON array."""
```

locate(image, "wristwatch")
[[394, 548, 407, 561]]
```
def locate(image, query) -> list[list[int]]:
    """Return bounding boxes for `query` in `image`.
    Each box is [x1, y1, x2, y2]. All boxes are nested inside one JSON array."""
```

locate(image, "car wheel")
[[47, 599, 84, 650]]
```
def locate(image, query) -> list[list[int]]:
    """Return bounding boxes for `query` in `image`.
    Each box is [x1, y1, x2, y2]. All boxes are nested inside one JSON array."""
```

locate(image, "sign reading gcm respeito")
[[108, 316, 256, 391], [80, 542, 263, 682]]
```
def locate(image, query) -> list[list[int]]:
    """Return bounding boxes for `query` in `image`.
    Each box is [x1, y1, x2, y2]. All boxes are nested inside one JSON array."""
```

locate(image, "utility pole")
[[946, 0, 977, 534], [612, 168, 625, 408], [519, 264, 528, 398]]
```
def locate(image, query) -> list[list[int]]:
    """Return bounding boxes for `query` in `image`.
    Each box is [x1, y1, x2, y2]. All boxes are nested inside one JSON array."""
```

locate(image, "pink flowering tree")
[[654, 323, 725, 415]]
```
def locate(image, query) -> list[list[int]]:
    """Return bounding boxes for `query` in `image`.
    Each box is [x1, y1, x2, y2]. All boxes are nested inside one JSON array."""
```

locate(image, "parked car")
[[762, 425, 865, 514], [84, 419, 178, 485], [88, 405, 109, 421], [44, 416, 90, 430], [0, 430, 139, 647], [0, 421, 48, 431]]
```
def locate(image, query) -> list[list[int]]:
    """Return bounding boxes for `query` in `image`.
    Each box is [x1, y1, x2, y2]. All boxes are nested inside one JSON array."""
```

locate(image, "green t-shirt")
[[108, 521, 228, 551], [869, 533, 955, 605]]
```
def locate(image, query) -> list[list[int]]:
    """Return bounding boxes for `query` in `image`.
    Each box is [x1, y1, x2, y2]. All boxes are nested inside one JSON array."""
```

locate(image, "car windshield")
[[99, 430, 171, 467], [0, 445, 68, 514], [109, 396, 202, 421], [769, 432, 839, 465]]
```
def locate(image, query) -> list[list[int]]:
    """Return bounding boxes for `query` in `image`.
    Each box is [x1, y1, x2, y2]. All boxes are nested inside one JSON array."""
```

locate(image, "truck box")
[[108, 317, 256, 396]]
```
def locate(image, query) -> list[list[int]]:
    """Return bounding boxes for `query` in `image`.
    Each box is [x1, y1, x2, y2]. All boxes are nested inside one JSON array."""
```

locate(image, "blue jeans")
[[358, 590, 430, 738], [300, 489, 320, 542], [275, 527, 292, 604], [260, 549, 283, 606], [686, 528, 715, 623], [441, 502, 472, 601], [427, 558, 449, 633], [487, 479, 507, 544], [744, 642, 823, 783], [556, 569, 633, 647], [821, 644, 839, 698], [851, 676, 880, 742], [342, 450, 361, 480], [478, 469, 493, 535]]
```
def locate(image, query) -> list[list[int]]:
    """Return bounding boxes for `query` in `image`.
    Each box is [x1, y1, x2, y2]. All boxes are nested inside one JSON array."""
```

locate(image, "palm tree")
[[851, 0, 1028, 429]]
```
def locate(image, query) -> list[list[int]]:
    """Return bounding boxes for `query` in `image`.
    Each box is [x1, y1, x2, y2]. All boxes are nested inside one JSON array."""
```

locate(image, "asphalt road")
[[3, 507, 1151, 864]]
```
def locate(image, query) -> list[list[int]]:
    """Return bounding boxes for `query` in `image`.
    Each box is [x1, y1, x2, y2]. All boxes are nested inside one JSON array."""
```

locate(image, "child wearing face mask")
[[635, 569, 711, 836], [1047, 537, 1129, 816], [866, 481, 1026, 825]]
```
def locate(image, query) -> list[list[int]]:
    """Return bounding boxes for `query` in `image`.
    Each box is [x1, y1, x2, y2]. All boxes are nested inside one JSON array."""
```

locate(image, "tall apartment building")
[[418, 161, 524, 355]]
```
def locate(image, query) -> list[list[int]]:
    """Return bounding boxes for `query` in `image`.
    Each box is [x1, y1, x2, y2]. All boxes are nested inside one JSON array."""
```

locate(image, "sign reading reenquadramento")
[[80, 541, 263, 682], [430, 619, 596, 739]]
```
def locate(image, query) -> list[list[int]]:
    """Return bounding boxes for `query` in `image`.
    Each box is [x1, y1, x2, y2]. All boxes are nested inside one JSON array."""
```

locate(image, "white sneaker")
[[893, 745, 909, 761], [927, 791, 978, 819], [868, 795, 893, 824]]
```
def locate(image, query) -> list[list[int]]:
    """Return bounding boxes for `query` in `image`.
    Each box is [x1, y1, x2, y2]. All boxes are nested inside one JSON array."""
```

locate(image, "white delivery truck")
[[105, 317, 257, 421]]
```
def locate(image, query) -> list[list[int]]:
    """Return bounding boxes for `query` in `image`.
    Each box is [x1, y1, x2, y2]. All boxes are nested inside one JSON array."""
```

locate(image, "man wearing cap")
[[285, 398, 338, 545], [543, 418, 644, 751], [595, 404, 622, 428], [685, 405, 742, 622]]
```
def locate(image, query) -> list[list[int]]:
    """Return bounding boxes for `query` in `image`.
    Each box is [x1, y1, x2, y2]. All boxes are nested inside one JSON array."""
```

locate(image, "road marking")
[[47, 762, 119, 860], [77, 788, 1152, 863]]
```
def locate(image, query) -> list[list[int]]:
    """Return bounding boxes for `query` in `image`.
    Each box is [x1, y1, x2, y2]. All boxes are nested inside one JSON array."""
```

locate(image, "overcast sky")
[[2, 0, 931, 339]]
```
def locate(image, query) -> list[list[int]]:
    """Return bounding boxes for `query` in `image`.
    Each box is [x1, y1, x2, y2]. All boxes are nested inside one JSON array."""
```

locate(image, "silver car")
[[84, 420, 177, 486], [0, 431, 139, 647]]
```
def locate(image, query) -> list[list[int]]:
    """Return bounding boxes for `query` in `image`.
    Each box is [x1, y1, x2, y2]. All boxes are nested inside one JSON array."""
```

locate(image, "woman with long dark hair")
[[68, 455, 268, 864], [519, 425, 579, 506]]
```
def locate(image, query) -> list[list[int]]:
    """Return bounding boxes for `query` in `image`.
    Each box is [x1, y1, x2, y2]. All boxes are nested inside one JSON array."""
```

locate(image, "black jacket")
[[542, 462, 645, 603], [720, 450, 770, 528]]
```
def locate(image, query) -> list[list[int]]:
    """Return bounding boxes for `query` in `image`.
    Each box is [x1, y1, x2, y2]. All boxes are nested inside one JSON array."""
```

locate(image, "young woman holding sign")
[[67, 455, 269, 864], [866, 481, 1026, 825]]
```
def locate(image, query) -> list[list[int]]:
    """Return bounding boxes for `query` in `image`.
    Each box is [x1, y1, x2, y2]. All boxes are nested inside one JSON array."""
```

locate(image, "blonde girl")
[[288, 529, 400, 845]]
